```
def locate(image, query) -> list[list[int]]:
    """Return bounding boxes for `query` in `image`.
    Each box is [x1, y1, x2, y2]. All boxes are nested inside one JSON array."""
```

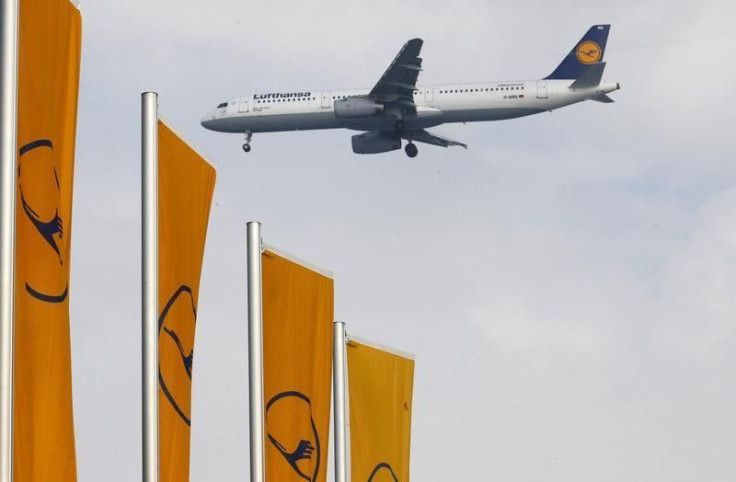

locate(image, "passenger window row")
[[438, 86, 525, 94], [249, 85, 525, 105], [255, 97, 317, 104]]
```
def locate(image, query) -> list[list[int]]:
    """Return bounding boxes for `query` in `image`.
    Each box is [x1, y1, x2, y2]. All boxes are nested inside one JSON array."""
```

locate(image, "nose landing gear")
[[404, 142, 418, 158], [242, 131, 253, 153]]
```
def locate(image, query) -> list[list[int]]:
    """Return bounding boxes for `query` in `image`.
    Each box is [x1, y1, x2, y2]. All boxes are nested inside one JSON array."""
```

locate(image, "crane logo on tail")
[[576, 41, 601, 64]]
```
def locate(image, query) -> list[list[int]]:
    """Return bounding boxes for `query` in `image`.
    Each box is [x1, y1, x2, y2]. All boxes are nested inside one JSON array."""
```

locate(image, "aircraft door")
[[239, 98, 249, 113], [321, 92, 331, 109], [424, 89, 434, 103], [536, 81, 548, 99]]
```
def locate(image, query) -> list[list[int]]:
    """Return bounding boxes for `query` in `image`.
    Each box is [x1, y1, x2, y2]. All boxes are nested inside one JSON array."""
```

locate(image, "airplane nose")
[[201, 114, 214, 130]]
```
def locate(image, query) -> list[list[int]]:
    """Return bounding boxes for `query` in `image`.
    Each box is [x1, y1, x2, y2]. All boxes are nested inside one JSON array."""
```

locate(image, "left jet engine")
[[351, 132, 401, 154], [334, 97, 383, 118]]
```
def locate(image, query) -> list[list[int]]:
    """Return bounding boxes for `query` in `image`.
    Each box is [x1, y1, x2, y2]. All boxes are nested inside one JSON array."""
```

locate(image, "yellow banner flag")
[[262, 249, 333, 482], [157, 121, 216, 482], [14, 0, 81, 478], [347, 340, 415, 482]]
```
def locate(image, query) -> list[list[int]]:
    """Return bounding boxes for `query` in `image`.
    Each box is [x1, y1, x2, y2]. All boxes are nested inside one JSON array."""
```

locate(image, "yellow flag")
[[157, 121, 216, 482], [14, 0, 81, 478], [262, 249, 333, 482], [347, 340, 415, 482]]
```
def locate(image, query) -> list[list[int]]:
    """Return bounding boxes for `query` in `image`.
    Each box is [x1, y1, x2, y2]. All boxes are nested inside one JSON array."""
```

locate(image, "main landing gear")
[[242, 131, 253, 153], [394, 119, 418, 158]]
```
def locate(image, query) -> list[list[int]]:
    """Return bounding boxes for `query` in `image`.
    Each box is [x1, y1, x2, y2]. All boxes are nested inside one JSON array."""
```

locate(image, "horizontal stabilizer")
[[570, 62, 606, 89], [592, 93, 615, 103]]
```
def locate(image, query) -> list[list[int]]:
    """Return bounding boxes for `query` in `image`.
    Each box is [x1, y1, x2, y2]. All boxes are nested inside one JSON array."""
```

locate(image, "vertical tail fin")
[[545, 25, 610, 80]]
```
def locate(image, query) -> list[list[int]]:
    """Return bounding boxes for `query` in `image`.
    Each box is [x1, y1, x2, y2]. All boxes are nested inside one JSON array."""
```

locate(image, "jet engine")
[[351, 132, 401, 154], [334, 97, 383, 118]]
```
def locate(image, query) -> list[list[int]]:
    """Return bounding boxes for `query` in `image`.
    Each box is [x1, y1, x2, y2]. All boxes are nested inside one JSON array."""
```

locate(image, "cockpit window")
[[217, 102, 228, 108]]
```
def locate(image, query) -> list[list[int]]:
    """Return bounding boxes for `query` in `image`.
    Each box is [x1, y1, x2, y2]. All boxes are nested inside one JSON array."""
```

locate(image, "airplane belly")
[[212, 103, 549, 135], [345, 108, 446, 132], [230, 111, 341, 133], [442, 107, 545, 123]]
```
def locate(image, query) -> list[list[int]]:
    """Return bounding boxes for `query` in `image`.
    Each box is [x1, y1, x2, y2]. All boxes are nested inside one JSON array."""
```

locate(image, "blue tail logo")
[[546, 25, 610, 80]]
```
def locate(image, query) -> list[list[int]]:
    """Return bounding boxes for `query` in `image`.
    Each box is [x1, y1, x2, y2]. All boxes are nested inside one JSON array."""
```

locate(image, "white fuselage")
[[201, 79, 620, 134]]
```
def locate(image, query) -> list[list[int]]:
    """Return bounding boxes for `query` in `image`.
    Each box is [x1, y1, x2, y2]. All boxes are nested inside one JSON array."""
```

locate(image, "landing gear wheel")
[[242, 130, 253, 153], [405, 142, 418, 158]]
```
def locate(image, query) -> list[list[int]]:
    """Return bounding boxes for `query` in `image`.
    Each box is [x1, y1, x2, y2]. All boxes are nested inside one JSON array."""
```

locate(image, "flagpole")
[[141, 92, 159, 482], [246, 221, 265, 482], [0, 0, 19, 479], [333, 321, 348, 482]]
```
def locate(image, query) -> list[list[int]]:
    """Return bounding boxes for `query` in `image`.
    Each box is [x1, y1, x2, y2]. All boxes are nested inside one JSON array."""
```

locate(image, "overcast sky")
[[67, 0, 736, 480]]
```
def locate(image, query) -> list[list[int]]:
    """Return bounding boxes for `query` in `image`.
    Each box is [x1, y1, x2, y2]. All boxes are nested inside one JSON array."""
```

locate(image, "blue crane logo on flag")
[[266, 391, 321, 481], [158, 285, 197, 425], [17, 138, 68, 303], [367, 462, 399, 481]]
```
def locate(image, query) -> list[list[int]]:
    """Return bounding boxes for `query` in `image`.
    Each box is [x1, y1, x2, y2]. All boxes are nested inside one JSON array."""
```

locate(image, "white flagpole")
[[141, 92, 159, 482], [0, 0, 19, 479], [333, 321, 348, 482], [246, 221, 265, 482]]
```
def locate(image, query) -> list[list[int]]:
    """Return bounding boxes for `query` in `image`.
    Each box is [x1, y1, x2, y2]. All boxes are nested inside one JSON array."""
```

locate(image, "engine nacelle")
[[351, 132, 401, 154], [334, 97, 383, 118]]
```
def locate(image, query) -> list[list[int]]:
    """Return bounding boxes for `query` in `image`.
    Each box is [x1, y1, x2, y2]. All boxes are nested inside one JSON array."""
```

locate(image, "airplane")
[[201, 25, 620, 158]]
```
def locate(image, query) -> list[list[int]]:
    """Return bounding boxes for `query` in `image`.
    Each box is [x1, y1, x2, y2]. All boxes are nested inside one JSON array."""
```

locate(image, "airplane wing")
[[369, 38, 423, 111], [405, 129, 467, 149]]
